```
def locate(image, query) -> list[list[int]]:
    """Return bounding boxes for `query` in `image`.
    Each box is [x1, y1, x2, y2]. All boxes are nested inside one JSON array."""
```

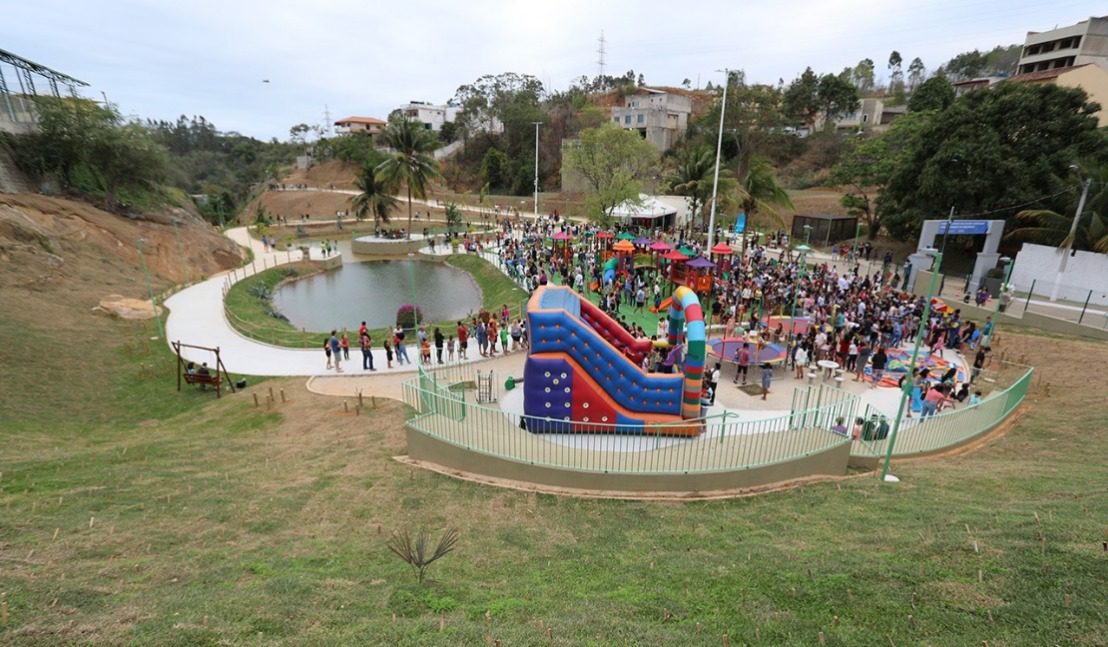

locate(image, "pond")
[[272, 260, 483, 331]]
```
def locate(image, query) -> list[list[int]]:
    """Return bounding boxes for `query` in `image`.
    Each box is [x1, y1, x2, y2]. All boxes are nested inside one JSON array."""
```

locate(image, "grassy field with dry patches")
[[1, 286, 1106, 645]]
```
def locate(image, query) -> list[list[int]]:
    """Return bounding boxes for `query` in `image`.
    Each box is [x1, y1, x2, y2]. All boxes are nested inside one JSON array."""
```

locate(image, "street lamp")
[[881, 247, 942, 482], [406, 252, 419, 332], [706, 68, 730, 251], [532, 121, 542, 218], [803, 224, 812, 246], [1050, 175, 1092, 301]]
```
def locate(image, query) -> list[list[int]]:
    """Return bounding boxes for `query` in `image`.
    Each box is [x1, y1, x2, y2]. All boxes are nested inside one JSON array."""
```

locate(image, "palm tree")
[[376, 119, 441, 239], [737, 155, 793, 228], [350, 163, 398, 234], [665, 145, 736, 231], [1007, 169, 1108, 253]]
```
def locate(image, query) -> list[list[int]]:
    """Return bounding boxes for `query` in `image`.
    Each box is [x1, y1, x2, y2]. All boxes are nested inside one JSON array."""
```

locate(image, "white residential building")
[[400, 101, 460, 132]]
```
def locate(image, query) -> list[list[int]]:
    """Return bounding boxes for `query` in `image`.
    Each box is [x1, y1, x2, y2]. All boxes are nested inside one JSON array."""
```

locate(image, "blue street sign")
[[938, 220, 989, 235], [734, 212, 747, 233]]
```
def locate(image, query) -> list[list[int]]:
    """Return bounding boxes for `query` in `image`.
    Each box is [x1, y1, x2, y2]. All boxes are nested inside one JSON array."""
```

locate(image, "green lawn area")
[[224, 253, 527, 349], [2, 269, 1106, 644]]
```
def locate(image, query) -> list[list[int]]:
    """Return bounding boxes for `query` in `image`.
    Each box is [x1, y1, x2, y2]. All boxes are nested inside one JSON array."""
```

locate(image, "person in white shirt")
[[794, 343, 810, 379]]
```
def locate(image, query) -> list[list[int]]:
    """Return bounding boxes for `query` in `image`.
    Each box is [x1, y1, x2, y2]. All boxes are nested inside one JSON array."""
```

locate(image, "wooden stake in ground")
[[253, 393, 259, 408], [280, 388, 286, 403]]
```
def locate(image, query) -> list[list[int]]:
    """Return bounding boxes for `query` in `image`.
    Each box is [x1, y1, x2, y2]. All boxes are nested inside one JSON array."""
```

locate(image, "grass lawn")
[[223, 253, 527, 349], [2, 284, 1106, 645]]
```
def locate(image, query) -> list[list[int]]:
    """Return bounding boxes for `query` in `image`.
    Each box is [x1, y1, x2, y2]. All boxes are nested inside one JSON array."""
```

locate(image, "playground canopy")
[[649, 241, 673, 252], [710, 242, 734, 255], [687, 256, 716, 269]]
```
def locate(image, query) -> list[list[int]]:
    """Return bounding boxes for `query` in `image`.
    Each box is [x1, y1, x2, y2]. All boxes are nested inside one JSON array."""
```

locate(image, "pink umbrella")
[[649, 241, 672, 252]]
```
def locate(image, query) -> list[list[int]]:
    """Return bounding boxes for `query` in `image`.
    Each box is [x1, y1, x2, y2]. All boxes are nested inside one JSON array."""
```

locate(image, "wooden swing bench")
[[173, 340, 235, 398]]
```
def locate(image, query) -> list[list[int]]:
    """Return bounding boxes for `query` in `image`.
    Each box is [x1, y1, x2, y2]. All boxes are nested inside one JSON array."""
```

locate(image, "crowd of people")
[[318, 305, 530, 373], [486, 215, 994, 418]]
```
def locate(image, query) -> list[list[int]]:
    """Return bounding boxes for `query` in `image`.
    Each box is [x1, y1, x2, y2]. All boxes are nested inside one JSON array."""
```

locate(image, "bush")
[[396, 304, 424, 329]]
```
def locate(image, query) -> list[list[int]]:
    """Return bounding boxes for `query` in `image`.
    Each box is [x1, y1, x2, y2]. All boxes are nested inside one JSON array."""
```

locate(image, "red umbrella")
[[662, 250, 688, 262], [711, 242, 733, 255], [595, 231, 615, 240]]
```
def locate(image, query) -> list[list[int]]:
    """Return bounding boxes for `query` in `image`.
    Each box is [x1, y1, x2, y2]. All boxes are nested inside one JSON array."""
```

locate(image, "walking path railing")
[[850, 362, 1034, 459], [402, 367, 859, 476]]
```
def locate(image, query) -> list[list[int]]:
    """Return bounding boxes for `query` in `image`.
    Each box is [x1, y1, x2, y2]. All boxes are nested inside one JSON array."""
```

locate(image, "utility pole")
[[706, 68, 729, 251], [938, 205, 955, 257], [1050, 177, 1092, 301], [597, 31, 607, 79], [532, 122, 542, 217]]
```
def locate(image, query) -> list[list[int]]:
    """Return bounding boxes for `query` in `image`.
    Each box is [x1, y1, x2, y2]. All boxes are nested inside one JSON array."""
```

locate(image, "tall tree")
[[350, 162, 398, 232], [852, 58, 876, 92], [563, 123, 659, 223], [783, 67, 821, 127], [831, 112, 930, 239], [888, 51, 904, 89], [907, 75, 955, 112], [907, 57, 926, 90], [879, 82, 1104, 239], [817, 73, 861, 129], [376, 119, 441, 239]]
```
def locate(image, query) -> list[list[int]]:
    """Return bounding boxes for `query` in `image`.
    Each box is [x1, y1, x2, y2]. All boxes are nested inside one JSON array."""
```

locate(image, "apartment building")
[[609, 88, 692, 152], [1017, 15, 1108, 75]]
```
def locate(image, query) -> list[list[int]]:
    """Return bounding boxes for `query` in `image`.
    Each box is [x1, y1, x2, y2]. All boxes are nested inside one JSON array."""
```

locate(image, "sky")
[[4, 0, 1105, 140]]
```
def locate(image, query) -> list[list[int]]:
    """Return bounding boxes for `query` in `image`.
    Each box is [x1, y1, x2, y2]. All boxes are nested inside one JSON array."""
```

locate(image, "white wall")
[[1010, 242, 1108, 304]]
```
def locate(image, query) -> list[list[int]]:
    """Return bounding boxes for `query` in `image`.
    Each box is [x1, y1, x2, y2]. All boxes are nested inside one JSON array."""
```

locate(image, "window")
[[637, 114, 644, 124], [613, 116, 619, 123], [625, 115, 631, 124]]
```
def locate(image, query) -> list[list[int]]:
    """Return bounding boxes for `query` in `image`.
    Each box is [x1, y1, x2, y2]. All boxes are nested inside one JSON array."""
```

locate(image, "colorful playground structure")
[[523, 285, 706, 436]]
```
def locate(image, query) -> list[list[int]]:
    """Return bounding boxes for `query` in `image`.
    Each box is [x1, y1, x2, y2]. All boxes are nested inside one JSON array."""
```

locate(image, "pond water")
[[272, 260, 483, 331]]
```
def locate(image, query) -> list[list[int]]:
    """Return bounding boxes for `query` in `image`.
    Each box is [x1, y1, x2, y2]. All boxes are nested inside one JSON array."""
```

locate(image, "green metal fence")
[[850, 364, 1034, 459], [402, 367, 860, 475]]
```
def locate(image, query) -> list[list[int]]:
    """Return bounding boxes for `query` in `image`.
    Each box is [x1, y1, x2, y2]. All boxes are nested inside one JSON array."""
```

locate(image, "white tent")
[[610, 194, 678, 225]]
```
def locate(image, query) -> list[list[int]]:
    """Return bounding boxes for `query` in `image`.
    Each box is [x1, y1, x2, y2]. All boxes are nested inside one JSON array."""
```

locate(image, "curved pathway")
[[163, 226, 502, 377]]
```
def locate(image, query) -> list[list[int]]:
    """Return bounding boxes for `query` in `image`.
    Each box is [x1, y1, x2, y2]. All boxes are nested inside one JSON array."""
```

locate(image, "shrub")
[[396, 304, 424, 329]]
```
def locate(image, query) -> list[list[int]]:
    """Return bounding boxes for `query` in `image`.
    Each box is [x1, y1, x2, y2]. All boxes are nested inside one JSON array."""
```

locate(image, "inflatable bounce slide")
[[523, 285, 706, 436]]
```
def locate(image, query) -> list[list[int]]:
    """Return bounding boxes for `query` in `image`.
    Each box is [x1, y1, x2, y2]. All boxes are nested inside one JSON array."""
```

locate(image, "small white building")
[[400, 101, 460, 132], [1018, 15, 1108, 75]]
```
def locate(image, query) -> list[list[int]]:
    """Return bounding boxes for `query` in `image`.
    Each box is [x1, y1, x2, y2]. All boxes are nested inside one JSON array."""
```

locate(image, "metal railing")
[[850, 363, 1034, 459], [402, 367, 860, 475]]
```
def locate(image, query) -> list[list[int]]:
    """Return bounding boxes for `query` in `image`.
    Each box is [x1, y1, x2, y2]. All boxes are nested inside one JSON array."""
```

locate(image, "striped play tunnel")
[[667, 285, 707, 420]]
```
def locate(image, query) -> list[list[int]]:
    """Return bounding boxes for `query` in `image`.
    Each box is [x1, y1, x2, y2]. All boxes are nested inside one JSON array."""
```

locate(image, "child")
[[323, 338, 332, 370], [340, 330, 350, 360], [421, 338, 432, 364], [499, 324, 510, 355], [447, 335, 456, 361], [760, 362, 773, 401], [383, 339, 394, 369]]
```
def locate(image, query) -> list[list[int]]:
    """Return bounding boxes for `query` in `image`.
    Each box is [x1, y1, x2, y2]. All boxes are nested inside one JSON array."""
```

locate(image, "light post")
[[984, 256, 1013, 348], [532, 121, 542, 218], [1050, 176, 1092, 301], [136, 238, 164, 339], [789, 244, 811, 343], [706, 68, 730, 251], [803, 224, 812, 246], [406, 252, 419, 332], [881, 247, 942, 482], [850, 218, 862, 266]]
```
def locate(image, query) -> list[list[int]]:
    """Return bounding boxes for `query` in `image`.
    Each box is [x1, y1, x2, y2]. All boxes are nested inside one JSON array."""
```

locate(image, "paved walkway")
[[163, 227, 501, 377]]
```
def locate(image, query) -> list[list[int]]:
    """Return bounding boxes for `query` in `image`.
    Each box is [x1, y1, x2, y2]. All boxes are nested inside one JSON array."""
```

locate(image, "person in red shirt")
[[456, 321, 469, 360]]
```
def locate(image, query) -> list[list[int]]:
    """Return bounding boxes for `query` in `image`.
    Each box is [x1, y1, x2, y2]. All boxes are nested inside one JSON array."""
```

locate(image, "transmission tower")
[[322, 104, 332, 138], [597, 30, 606, 78]]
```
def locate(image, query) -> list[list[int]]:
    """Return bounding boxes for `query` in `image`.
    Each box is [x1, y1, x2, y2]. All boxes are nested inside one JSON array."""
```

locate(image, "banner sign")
[[938, 220, 989, 235], [734, 212, 747, 234]]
